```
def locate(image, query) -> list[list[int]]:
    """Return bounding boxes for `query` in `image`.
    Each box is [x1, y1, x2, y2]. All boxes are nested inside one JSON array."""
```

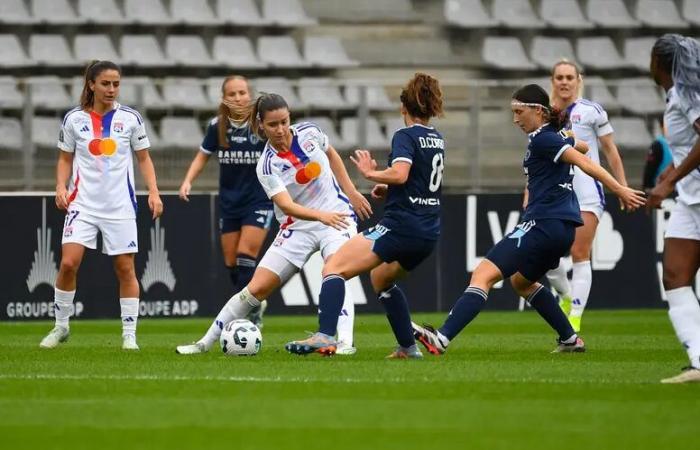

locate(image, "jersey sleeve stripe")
[[118, 106, 143, 125], [553, 144, 571, 163], [62, 107, 81, 126], [199, 146, 213, 155], [392, 157, 413, 164]]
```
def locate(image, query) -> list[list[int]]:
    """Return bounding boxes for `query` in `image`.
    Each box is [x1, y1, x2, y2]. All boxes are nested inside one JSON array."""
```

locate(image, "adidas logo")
[[140, 219, 176, 292], [127, 241, 137, 248], [79, 125, 90, 133], [26, 198, 58, 293], [123, 317, 135, 323]]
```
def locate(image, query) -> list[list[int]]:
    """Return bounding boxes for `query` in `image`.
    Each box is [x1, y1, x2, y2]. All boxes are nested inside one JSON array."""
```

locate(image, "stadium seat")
[[77, 0, 126, 24], [31, 116, 62, 148], [121, 35, 173, 67], [384, 117, 405, 136], [0, 35, 34, 68], [31, 0, 85, 24], [124, 0, 175, 25], [74, 35, 122, 65], [344, 84, 395, 111], [0, 0, 38, 24], [165, 36, 214, 67], [576, 37, 630, 70], [345, 38, 454, 66], [169, 0, 223, 25], [635, 0, 689, 28], [303, 116, 348, 150], [118, 77, 165, 109], [444, 0, 498, 28], [262, 0, 317, 26], [206, 77, 225, 105], [0, 118, 22, 151], [586, 0, 639, 28], [624, 37, 656, 72], [530, 37, 576, 69], [340, 116, 390, 150], [26, 76, 73, 110], [258, 36, 310, 68], [142, 118, 162, 150], [213, 36, 266, 69], [302, 0, 417, 22], [585, 77, 621, 112], [217, 0, 270, 25], [492, 0, 546, 28], [304, 36, 359, 68], [163, 78, 213, 110], [159, 117, 204, 149], [0, 77, 23, 110], [29, 35, 76, 67], [252, 77, 302, 109], [609, 117, 652, 149], [298, 78, 350, 110], [539, 0, 594, 29], [482, 37, 537, 70], [683, 0, 700, 25], [615, 78, 665, 115]]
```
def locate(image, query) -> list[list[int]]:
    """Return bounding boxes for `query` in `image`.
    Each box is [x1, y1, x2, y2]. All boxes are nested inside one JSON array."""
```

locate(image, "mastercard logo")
[[295, 161, 321, 184], [88, 138, 117, 156]]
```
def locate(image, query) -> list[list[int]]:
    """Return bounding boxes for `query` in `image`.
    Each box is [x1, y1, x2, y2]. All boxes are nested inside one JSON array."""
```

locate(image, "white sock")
[[546, 260, 571, 297], [569, 261, 592, 318], [336, 283, 355, 346], [120, 298, 139, 337], [54, 287, 75, 329], [666, 287, 700, 369], [200, 287, 261, 348]]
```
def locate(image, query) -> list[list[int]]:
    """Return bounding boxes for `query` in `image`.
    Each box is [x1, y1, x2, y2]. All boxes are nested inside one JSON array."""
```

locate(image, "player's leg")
[[546, 259, 573, 314], [567, 210, 599, 332], [113, 253, 140, 350], [238, 210, 273, 327], [220, 218, 242, 289]]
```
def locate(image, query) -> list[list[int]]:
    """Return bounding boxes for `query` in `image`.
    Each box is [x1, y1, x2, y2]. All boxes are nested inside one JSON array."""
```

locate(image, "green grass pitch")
[[0, 310, 697, 450]]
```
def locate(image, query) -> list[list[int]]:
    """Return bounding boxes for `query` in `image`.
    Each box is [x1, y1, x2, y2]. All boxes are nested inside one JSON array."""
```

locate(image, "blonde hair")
[[217, 75, 250, 148], [550, 59, 584, 101]]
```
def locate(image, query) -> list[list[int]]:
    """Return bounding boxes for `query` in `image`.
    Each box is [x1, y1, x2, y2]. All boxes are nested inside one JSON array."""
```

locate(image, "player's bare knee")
[[59, 258, 81, 276], [663, 270, 692, 290], [370, 270, 391, 294]]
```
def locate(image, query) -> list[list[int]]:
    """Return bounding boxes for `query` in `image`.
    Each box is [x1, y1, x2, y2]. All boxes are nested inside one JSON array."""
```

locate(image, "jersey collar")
[[528, 122, 550, 138]]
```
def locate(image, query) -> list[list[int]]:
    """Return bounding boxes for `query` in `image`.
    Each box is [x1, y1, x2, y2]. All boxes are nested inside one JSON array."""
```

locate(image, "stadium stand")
[[585, 0, 640, 28], [217, 0, 270, 26], [0, 0, 37, 25], [529, 37, 576, 69], [297, 78, 351, 110], [482, 37, 537, 70], [163, 77, 212, 110], [29, 35, 75, 67], [169, 0, 223, 26], [253, 77, 302, 109], [636, 0, 689, 28], [77, 0, 126, 25], [443, 0, 499, 28], [159, 117, 204, 149], [303, 36, 359, 68], [539, 0, 594, 29], [74, 34, 122, 65], [124, 0, 175, 25], [492, 0, 546, 29], [0, 77, 23, 110], [610, 117, 654, 149], [262, 0, 317, 26], [0, 34, 33, 68], [616, 78, 666, 115], [624, 37, 658, 72], [26, 76, 72, 110], [31, 116, 61, 148], [0, 118, 23, 151], [586, 77, 622, 113], [684, 0, 700, 25], [301, 0, 417, 22], [576, 37, 630, 70], [118, 77, 165, 109], [166, 35, 215, 67], [213, 36, 267, 69], [120, 35, 174, 67], [258, 36, 310, 68], [31, 0, 84, 24], [340, 116, 390, 149]]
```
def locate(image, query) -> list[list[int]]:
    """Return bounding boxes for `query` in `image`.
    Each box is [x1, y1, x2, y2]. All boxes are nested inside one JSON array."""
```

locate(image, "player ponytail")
[[652, 34, 700, 107], [512, 84, 566, 130], [217, 75, 251, 148], [79, 60, 121, 110], [400, 72, 444, 121]]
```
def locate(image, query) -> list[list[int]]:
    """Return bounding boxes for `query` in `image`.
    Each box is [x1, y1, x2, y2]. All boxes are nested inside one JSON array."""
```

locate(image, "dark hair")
[[399, 72, 444, 120], [228, 92, 289, 139], [652, 34, 700, 105], [512, 83, 566, 130], [79, 60, 121, 110], [217, 75, 250, 148]]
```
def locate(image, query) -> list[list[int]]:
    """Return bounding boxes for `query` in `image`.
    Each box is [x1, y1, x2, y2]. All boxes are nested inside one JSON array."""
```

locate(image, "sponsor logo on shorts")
[[63, 226, 73, 238]]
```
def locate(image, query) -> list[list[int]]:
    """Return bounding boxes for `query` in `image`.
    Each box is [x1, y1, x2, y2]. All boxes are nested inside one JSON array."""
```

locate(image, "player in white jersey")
[[543, 60, 628, 332], [648, 34, 700, 383], [176, 93, 371, 356], [39, 61, 163, 351]]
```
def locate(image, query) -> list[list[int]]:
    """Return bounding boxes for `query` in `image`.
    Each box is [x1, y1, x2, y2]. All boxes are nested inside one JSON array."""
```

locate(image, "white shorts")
[[579, 202, 604, 221], [258, 225, 357, 279], [61, 210, 138, 255], [665, 200, 700, 241]]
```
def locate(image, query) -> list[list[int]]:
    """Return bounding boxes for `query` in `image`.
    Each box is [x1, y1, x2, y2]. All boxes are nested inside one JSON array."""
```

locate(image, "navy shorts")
[[486, 219, 576, 282], [220, 205, 274, 234], [363, 223, 436, 271]]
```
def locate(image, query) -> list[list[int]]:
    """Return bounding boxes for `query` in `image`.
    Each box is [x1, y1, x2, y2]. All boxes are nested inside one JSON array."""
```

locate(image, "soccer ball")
[[220, 319, 262, 356]]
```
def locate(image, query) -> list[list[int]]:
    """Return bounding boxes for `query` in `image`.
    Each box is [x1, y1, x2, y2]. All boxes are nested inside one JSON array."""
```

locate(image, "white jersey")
[[664, 87, 700, 205], [256, 122, 354, 231], [568, 99, 614, 207], [58, 102, 150, 219]]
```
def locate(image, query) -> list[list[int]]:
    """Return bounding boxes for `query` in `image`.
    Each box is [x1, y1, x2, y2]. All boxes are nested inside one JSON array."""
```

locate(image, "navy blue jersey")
[[382, 124, 444, 239], [201, 118, 271, 218], [522, 124, 583, 225]]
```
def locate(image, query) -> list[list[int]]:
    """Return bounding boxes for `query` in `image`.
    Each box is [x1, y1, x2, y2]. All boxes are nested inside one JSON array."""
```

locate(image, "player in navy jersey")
[[286, 73, 445, 358], [179, 76, 273, 326], [412, 84, 645, 356]]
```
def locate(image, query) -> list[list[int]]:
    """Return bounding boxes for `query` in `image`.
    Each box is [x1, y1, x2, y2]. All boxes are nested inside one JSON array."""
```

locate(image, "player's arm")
[[350, 149, 410, 185], [271, 191, 350, 230], [326, 145, 372, 220], [135, 150, 163, 219], [561, 148, 645, 211], [55, 150, 73, 210], [179, 151, 211, 202], [599, 134, 628, 186]]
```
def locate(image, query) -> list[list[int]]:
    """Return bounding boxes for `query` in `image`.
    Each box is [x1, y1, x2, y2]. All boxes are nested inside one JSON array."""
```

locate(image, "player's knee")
[[570, 244, 591, 262], [370, 270, 391, 293], [113, 262, 136, 282], [663, 269, 691, 290], [59, 257, 81, 276]]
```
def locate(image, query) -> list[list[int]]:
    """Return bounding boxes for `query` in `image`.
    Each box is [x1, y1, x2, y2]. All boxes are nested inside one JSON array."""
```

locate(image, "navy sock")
[[236, 254, 257, 289], [439, 287, 487, 340], [318, 275, 345, 336], [226, 265, 239, 290], [527, 284, 576, 340], [379, 285, 415, 348]]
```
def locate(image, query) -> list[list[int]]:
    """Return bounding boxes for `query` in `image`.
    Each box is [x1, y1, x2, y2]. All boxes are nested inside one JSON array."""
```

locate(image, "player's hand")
[[149, 192, 164, 219], [318, 211, 351, 230], [350, 149, 377, 179], [646, 179, 674, 211], [615, 186, 646, 212], [178, 181, 191, 202], [371, 184, 388, 199], [55, 185, 69, 210], [348, 190, 372, 220]]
